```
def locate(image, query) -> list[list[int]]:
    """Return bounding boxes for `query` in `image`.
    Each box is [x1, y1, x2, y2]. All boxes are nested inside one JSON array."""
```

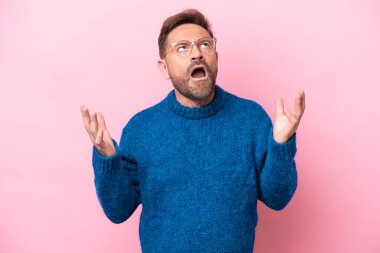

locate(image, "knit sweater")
[[92, 84, 298, 253]]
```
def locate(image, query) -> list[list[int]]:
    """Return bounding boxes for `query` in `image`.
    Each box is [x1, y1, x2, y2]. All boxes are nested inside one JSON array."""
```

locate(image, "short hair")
[[158, 8, 214, 59]]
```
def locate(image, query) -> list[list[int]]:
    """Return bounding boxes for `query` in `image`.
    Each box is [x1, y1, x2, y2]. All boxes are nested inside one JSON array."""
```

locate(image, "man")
[[80, 8, 305, 253]]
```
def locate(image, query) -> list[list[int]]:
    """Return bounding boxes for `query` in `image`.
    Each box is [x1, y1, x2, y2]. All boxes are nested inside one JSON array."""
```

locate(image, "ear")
[[215, 51, 218, 61], [157, 58, 170, 80]]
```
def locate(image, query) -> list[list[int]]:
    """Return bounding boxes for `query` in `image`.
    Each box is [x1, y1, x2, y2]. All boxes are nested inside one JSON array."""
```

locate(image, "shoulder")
[[121, 99, 164, 133], [226, 90, 271, 123]]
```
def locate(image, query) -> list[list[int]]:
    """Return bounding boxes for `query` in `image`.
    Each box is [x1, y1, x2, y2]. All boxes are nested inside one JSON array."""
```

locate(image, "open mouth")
[[190, 66, 207, 80]]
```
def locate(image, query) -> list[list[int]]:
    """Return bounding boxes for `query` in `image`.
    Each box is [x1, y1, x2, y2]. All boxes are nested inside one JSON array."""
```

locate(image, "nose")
[[190, 44, 204, 61]]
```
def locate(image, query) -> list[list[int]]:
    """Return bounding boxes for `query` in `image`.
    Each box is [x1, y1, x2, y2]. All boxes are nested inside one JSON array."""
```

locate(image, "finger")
[[285, 108, 298, 124], [97, 112, 112, 142], [94, 127, 104, 146], [90, 112, 99, 137], [96, 112, 107, 129], [284, 108, 291, 118], [293, 90, 303, 118], [81, 105, 96, 141], [102, 127, 113, 142], [302, 89, 306, 111], [297, 89, 306, 115], [81, 105, 92, 130], [276, 98, 285, 118]]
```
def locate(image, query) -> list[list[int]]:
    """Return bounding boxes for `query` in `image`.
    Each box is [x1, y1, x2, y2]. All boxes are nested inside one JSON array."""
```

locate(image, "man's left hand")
[[273, 89, 306, 143]]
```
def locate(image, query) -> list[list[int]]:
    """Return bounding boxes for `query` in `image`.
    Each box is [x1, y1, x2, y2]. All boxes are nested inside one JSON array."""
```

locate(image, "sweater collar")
[[165, 84, 228, 120]]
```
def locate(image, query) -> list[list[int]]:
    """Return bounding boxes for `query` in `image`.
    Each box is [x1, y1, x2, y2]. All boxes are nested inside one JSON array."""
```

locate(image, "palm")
[[273, 90, 306, 143], [80, 105, 116, 157]]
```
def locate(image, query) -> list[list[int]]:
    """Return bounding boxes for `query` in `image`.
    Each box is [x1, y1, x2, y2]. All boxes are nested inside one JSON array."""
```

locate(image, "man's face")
[[158, 23, 218, 101]]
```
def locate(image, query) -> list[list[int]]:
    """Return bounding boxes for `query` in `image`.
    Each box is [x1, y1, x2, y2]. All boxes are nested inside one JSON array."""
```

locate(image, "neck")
[[165, 84, 228, 120], [173, 88, 215, 108]]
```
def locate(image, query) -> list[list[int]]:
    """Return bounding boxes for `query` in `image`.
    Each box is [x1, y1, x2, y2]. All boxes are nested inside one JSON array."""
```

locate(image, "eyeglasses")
[[166, 37, 217, 57]]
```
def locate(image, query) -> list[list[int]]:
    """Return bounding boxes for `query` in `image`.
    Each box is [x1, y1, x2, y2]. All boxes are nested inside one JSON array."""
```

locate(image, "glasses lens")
[[174, 41, 191, 56], [198, 38, 214, 53], [173, 38, 215, 57]]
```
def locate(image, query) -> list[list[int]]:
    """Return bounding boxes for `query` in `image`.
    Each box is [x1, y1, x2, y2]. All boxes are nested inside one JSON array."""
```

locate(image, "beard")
[[168, 59, 218, 102]]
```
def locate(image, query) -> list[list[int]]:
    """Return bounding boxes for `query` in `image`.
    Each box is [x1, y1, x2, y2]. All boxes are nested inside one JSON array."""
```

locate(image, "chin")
[[189, 81, 214, 100]]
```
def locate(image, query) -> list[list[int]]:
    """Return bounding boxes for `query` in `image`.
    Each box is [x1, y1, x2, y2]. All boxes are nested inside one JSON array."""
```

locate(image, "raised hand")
[[80, 105, 116, 157], [273, 89, 306, 143]]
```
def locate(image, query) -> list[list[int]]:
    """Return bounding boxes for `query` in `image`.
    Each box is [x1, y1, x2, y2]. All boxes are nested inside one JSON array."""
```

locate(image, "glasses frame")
[[166, 37, 217, 58]]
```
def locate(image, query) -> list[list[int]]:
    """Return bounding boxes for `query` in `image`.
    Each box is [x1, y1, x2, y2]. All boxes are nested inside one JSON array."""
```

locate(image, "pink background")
[[1, 0, 379, 252]]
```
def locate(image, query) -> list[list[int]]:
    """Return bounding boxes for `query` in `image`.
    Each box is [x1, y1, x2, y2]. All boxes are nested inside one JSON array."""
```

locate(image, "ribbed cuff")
[[268, 127, 297, 165], [92, 139, 120, 174]]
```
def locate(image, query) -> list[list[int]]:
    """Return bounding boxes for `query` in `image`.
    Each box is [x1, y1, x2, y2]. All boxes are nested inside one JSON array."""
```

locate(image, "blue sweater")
[[92, 84, 298, 253]]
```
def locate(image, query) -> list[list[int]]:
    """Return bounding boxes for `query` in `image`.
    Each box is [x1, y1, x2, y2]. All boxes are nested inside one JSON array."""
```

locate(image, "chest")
[[136, 124, 258, 208]]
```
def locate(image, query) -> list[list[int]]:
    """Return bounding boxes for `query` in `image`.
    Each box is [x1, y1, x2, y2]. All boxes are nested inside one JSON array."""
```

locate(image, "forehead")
[[167, 23, 211, 43]]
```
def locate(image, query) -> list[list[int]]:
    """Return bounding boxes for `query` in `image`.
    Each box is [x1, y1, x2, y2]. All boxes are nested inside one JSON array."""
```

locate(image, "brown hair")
[[158, 9, 214, 59]]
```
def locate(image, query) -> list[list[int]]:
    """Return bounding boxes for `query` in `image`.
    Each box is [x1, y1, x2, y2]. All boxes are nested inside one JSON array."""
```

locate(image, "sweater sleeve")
[[92, 121, 141, 223], [254, 110, 298, 211]]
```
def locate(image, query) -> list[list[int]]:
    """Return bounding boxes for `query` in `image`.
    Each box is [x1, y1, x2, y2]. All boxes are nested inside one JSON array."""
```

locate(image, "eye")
[[176, 44, 189, 53], [199, 41, 211, 49]]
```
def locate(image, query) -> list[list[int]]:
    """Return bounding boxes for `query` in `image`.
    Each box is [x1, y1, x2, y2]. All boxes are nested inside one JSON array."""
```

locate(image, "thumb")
[[276, 97, 284, 118]]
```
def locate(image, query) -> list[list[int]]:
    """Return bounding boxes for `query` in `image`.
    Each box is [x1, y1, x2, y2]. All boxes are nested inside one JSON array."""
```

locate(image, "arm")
[[255, 112, 298, 211], [92, 123, 141, 223]]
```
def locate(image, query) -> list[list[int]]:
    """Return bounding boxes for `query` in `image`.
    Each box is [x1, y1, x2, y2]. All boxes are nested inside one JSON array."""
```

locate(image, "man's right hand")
[[80, 105, 116, 157]]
